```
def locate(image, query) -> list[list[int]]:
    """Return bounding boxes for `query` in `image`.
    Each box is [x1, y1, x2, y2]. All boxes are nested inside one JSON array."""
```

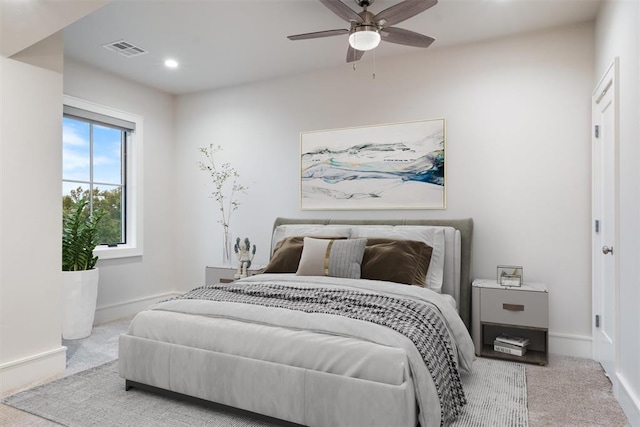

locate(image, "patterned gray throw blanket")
[[176, 282, 466, 425]]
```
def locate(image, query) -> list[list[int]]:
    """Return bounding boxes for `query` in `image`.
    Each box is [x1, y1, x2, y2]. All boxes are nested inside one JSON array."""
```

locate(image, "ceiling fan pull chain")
[[353, 43, 357, 71], [372, 48, 376, 80]]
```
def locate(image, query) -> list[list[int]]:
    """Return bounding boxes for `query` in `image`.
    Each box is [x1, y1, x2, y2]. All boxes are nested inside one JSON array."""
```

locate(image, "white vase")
[[61, 268, 99, 340], [222, 230, 233, 265]]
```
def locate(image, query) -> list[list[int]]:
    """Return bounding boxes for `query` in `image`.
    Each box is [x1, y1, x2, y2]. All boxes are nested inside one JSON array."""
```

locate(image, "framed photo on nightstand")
[[497, 265, 523, 287]]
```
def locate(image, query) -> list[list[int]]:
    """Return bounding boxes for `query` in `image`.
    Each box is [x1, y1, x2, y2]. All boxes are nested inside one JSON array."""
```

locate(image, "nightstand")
[[205, 264, 263, 285], [472, 279, 548, 365]]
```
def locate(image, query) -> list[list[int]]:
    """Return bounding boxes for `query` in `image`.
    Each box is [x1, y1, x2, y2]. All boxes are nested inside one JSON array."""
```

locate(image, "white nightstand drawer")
[[480, 288, 548, 329]]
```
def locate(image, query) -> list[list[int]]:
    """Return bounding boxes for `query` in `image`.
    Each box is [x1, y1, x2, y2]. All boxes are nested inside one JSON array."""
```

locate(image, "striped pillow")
[[296, 237, 367, 279]]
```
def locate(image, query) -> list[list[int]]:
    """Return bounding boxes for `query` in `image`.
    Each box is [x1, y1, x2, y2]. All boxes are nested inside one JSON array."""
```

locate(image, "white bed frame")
[[119, 218, 473, 427]]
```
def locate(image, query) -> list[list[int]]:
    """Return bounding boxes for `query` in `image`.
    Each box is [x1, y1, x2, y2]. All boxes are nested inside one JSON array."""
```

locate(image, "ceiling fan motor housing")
[[355, 0, 374, 8], [352, 24, 379, 35]]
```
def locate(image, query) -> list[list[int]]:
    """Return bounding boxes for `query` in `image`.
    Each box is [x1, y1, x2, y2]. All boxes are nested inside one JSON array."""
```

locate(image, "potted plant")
[[61, 198, 103, 340]]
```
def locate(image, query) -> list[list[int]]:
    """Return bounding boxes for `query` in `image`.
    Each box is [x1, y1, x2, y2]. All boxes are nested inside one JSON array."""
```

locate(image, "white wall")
[[0, 0, 106, 57], [63, 59, 177, 322], [595, 0, 640, 423], [175, 23, 594, 356], [0, 53, 66, 394]]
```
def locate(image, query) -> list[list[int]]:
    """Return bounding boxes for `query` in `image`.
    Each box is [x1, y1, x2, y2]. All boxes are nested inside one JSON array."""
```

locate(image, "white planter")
[[61, 268, 99, 340]]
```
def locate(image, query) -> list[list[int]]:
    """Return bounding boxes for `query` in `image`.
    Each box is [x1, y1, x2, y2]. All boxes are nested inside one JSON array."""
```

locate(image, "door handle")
[[602, 246, 614, 255]]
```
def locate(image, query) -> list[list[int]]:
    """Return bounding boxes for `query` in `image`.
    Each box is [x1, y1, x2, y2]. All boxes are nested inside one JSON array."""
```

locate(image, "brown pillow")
[[264, 236, 345, 273], [361, 238, 433, 287]]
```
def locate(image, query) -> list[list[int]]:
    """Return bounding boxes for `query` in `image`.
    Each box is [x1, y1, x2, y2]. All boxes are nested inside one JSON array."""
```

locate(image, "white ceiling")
[[62, 0, 601, 95]]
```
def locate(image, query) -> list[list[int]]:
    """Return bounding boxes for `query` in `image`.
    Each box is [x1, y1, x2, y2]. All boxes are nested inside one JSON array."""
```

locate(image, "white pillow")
[[350, 226, 446, 293], [271, 225, 352, 255]]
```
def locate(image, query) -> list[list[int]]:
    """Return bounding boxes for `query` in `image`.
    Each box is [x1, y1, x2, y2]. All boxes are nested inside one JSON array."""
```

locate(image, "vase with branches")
[[198, 144, 247, 264]]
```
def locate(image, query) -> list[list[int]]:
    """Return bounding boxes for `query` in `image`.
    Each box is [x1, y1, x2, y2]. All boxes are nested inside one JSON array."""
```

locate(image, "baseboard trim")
[[616, 373, 640, 426], [548, 332, 592, 358], [94, 291, 182, 324], [0, 346, 66, 397]]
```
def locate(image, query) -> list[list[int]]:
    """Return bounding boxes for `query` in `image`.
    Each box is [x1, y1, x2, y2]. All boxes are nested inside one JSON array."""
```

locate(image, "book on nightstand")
[[493, 340, 528, 356], [494, 334, 530, 348]]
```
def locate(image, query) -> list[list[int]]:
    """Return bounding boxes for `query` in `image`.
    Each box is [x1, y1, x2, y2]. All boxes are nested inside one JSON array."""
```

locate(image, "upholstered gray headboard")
[[272, 217, 474, 331]]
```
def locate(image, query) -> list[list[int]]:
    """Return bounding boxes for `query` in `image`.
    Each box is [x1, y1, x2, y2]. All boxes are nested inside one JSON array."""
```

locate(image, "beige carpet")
[[527, 354, 630, 427]]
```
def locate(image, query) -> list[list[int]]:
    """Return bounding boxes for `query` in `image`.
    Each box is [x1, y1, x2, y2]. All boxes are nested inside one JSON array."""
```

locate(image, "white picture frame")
[[497, 265, 523, 287]]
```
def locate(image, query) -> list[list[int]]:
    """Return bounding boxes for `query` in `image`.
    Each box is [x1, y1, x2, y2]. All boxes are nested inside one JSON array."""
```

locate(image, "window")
[[62, 113, 128, 245], [62, 96, 143, 259]]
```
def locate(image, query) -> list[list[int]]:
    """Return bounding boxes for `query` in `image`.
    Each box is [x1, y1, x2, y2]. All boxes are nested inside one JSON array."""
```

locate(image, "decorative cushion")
[[361, 238, 433, 287], [350, 226, 446, 292], [264, 236, 342, 273], [296, 237, 367, 279]]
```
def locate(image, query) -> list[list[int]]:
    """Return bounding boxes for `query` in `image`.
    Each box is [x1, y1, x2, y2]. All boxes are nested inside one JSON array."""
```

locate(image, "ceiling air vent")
[[103, 40, 148, 58]]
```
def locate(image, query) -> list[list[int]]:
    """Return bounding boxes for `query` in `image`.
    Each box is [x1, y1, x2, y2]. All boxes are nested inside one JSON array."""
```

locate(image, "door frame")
[[591, 57, 619, 371]]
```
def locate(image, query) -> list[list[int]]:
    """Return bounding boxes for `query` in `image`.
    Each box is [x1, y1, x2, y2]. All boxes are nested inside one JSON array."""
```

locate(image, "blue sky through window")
[[62, 117, 123, 194]]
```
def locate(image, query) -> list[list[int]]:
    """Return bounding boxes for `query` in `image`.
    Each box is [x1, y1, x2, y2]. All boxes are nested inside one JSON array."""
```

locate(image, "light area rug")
[[453, 357, 527, 427], [3, 357, 527, 427]]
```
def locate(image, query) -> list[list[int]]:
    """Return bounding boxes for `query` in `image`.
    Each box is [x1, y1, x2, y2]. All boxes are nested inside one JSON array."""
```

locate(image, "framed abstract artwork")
[[300, 118, 445, 210]]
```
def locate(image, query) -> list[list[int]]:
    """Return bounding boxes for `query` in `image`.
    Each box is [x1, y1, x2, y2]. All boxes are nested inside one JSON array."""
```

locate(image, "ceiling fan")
[[287, 0, 438, 63]]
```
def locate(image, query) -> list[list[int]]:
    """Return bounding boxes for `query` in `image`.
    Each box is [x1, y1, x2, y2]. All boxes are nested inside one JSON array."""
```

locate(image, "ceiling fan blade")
[[320, 0, 364, 23], [346, 45, 365, 63], [374, 0, 437, 27], [381, 27, 435, 48], [288, 29, 349, 41]]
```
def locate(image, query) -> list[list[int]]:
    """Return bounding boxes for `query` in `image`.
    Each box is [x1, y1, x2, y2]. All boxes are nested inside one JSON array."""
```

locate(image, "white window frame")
[[63, 95, 143, 259]]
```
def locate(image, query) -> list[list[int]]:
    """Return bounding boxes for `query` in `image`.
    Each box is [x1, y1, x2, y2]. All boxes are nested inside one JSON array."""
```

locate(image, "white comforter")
[[132, 274, 475, 426]]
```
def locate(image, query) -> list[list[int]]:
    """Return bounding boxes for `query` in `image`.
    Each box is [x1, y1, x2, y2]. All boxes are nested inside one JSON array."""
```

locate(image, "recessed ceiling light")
[[164, 59, 178, 69]]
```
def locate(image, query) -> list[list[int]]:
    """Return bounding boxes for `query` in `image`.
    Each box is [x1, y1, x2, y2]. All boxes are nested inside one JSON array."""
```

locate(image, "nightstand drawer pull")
[[503, 303, 524, 312]]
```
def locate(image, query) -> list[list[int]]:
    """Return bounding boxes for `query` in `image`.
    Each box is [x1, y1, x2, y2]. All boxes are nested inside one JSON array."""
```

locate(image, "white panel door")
[[592, 59, 618, 379]]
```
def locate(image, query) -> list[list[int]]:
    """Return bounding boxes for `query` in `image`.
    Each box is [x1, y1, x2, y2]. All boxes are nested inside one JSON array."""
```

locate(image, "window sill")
[[95, 244, 142, 260]]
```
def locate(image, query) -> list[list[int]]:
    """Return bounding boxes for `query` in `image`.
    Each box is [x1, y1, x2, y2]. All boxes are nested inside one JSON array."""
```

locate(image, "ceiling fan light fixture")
[[349, 26, 380, 51]]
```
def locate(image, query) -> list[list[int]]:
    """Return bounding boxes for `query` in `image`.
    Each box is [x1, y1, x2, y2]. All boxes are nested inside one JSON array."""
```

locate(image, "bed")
[[119, 218, 475, 427]]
